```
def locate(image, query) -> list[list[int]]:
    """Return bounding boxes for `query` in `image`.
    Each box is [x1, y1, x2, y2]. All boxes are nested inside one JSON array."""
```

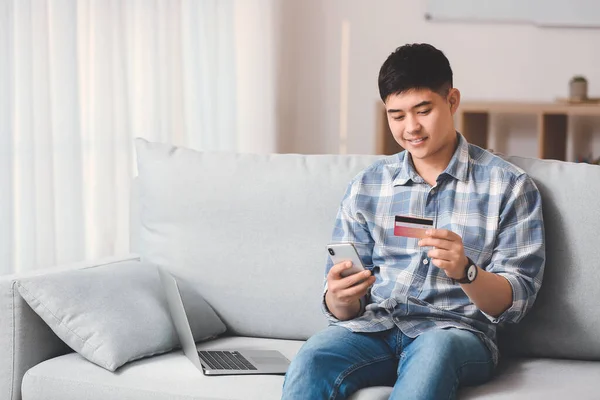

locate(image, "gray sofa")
[[2, 139, 600, 400]]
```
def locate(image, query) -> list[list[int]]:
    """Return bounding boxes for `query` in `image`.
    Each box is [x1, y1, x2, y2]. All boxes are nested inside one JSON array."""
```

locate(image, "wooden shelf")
[[375, 103, 404, 155], [376, 101, 600, 160], [458, 101, 600, 116]]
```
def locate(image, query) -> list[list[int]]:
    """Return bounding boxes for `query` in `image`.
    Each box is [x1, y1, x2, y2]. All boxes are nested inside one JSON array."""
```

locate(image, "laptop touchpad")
[[250, 356, 286, 365]]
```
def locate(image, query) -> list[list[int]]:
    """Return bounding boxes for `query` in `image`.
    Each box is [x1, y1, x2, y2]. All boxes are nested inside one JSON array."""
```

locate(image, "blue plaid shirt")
[[323, 133, 545, 365]]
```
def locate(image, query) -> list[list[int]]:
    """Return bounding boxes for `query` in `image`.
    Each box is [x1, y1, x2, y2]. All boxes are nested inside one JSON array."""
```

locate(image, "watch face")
[[467, 265, 477, 281]]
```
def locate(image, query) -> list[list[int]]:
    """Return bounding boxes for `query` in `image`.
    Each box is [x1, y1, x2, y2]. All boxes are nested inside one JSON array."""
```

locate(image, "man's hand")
[[419, 228, 514, 317], [418, 229, 469, 280], [325, 261, 376, 321]]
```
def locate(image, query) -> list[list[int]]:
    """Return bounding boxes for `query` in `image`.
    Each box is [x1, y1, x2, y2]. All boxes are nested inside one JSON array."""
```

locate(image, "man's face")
[[385, 88, 459, 164]]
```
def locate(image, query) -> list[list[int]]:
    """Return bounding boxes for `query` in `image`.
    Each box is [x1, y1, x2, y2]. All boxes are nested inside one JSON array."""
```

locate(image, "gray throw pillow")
[[16, 260, 226, 371]]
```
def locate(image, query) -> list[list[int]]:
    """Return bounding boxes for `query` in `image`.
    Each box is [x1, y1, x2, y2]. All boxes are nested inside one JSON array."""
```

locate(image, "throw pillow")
[[16, 260, 226, 371]]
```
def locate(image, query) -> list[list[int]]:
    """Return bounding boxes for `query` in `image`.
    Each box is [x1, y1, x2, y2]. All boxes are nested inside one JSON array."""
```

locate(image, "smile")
[[405, 137, 428, 144]]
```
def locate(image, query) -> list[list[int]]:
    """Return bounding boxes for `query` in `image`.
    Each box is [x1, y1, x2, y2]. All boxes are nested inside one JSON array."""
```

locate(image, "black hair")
[[378, 43, 453, 102]]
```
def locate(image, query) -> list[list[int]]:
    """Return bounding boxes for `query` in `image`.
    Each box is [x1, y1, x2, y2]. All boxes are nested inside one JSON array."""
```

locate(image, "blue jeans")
[[281, 325, 494, 400]]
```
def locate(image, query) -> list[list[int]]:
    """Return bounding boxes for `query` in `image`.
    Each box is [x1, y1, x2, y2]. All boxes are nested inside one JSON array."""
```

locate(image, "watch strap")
[[454, 257, 476, 284]]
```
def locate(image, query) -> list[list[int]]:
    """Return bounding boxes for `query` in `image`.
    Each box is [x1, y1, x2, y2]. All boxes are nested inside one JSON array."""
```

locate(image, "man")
[[281, 43, 545, 400]]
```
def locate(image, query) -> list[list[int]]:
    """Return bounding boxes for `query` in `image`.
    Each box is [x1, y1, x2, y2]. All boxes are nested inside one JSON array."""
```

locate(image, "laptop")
[[158, 267, 290, 375]]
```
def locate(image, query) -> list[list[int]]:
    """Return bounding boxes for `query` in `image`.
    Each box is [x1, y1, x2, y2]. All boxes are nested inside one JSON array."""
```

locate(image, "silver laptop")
[[158, 267, 290, 375]]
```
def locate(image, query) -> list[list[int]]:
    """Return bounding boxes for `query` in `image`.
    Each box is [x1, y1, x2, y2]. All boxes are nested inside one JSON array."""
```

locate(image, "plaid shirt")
[[323, 133, 545, 365]]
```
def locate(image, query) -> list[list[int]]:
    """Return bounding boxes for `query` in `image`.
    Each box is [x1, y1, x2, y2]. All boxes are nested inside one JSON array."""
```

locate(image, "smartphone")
[[327, 243, 366, 278]]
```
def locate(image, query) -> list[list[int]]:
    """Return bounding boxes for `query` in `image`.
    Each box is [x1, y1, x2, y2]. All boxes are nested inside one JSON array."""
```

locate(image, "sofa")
[[2, 138, 600, 400]]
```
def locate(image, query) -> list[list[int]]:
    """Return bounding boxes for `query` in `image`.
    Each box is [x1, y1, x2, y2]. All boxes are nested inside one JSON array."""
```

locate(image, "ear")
[[447, 88, 461, 115]]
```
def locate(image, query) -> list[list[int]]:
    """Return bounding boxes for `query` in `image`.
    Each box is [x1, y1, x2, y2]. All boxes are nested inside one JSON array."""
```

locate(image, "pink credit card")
[[394, 215, 434, 239]]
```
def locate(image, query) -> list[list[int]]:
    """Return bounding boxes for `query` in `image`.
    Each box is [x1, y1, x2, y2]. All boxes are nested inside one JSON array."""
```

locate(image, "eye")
[[392, 115, 405, 121], [417, 109, 431, 115]]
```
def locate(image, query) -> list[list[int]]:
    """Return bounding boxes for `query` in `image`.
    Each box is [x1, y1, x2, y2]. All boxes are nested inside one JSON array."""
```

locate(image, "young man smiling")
[[282, 44, 545, 400]]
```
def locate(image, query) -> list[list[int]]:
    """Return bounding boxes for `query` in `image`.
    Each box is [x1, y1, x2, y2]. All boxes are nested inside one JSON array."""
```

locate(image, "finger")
[[328, 261, 353, 280], [431, 258, 451, 269], [427, 248, 456, 262], [342, 269, 373, 288], [332, 268, 371, 289], [329, 277, 372, 301], [425, 229, 456, 240], [418, 237, 452, 249], [338, 275, 376, 299]]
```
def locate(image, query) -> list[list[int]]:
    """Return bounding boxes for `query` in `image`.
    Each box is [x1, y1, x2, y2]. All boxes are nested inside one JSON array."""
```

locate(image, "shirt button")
[[423, 259, 429, 265]]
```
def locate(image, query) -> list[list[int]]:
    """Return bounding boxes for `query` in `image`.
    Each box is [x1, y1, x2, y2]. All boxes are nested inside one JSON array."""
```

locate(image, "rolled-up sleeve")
[[485, 174, 545, 324], [321, 180, 374, 322]]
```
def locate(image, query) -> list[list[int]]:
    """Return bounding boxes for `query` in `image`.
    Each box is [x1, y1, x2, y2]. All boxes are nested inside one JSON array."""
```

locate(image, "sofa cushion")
[[134, 138, 383, 340], [21, 337, 305, 400], [21, 335, 600, 400], [459, 358, 600, 400], [16, 260, 225, 371], [498, 157, 600, 360]]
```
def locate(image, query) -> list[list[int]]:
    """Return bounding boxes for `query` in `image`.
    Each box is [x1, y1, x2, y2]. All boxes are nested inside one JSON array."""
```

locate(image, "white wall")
[[277, 0, 600, 161]]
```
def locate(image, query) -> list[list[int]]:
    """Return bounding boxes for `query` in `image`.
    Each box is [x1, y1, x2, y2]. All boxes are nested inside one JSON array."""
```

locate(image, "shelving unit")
[[376, 101, 600, 161]]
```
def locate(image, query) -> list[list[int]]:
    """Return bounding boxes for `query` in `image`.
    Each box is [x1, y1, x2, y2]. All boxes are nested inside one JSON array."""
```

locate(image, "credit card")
[[394, 215, 434, 239]]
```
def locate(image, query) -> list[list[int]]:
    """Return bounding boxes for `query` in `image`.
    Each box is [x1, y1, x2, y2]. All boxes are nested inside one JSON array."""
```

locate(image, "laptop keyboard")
[[198, 350, 257, 371]]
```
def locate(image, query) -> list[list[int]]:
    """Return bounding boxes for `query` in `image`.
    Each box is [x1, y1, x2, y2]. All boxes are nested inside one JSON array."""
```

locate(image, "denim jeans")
[[281, 325, 494, 400]]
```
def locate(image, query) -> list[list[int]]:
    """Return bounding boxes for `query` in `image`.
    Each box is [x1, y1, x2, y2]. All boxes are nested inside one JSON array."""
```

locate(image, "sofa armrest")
[[0, 254, 141, 400]]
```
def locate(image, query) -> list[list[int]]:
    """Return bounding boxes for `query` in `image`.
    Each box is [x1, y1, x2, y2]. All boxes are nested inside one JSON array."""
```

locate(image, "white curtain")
[[0, 0, 278, 274]]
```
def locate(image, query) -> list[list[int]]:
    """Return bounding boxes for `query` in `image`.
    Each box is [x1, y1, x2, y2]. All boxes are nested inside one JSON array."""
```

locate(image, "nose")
[[404, 114, 422, 136]]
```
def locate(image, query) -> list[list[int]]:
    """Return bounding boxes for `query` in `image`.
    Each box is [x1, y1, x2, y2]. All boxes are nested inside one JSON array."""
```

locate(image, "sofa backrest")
[[132, 139, 600, 361], [133, 138, 383, 340], [499, 156, 600, 361]]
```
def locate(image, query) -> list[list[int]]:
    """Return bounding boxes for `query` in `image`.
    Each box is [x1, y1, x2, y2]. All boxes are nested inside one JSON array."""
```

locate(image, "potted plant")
[[569, 75, 588, 101]]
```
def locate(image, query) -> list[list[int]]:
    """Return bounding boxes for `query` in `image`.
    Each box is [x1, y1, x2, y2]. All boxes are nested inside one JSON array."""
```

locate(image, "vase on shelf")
[[569, 76, 588, 101]]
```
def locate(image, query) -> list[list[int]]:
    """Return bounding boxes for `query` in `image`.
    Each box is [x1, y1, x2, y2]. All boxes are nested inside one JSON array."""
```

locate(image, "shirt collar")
[[392, 132, 470, 186]]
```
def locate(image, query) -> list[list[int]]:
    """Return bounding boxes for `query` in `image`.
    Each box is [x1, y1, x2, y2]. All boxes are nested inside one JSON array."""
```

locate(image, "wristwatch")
[[454, 257, 477, 284]]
